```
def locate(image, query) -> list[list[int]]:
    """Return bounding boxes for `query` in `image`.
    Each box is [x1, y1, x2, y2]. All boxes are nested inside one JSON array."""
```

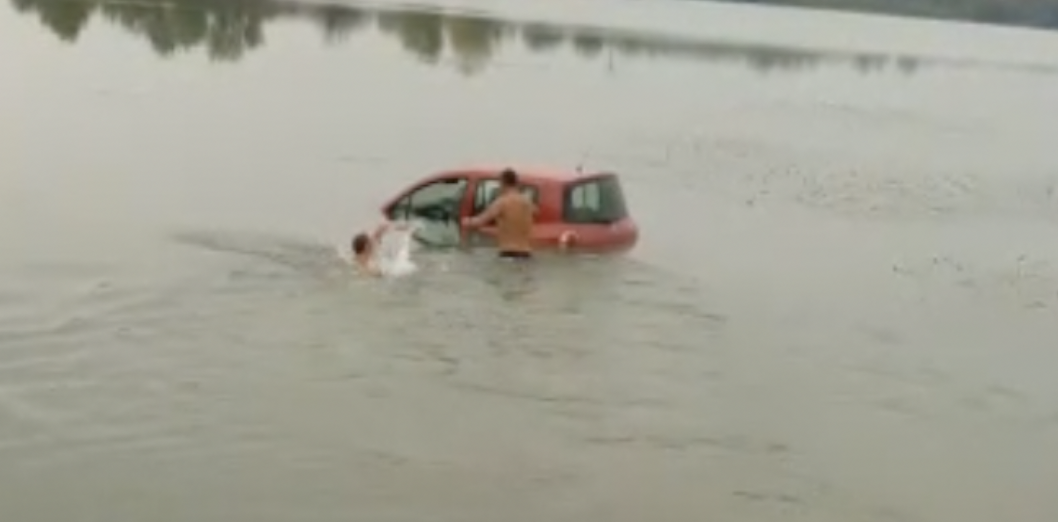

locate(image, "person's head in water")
[[500, 168, 518, 191], [352, 233, 372, 257]]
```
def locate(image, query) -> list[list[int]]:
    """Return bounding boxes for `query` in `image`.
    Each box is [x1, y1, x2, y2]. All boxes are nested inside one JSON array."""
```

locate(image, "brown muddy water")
[[2, 0, 1058, 520]]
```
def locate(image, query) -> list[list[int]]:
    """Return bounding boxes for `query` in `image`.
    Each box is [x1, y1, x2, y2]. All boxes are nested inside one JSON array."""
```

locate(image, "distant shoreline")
[[695, 0, 1058, 31]]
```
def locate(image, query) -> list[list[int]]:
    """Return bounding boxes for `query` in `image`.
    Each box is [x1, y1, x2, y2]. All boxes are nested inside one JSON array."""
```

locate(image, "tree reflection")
[[444, 14, 506, 74], [97, 0, 267, 59], [13, 0, 95, 41], [377, 9, 444, 64], [521, 22, 566, 52], [308, 4, 370, 44], [10, 0, 929, 75], [43, 0, 93, 40], [572, 33, 605, 58]]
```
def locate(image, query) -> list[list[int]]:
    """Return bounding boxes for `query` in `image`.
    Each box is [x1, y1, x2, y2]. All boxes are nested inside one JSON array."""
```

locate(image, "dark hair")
[[500, 169, 518, 187], [352, 233, 371, 255]]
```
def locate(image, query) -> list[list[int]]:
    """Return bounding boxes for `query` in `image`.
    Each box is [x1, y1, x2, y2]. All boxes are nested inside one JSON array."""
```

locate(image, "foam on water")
[[375, 222, 420, 278]]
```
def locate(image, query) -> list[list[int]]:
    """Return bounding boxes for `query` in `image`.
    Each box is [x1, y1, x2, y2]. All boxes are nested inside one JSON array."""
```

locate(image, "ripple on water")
[[5, 221, 1049, 522], [891, 252, 1058, 311], [0, 241, 319, 468]]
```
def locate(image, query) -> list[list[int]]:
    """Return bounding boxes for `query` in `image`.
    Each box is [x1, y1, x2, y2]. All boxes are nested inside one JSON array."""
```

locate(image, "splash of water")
[[336, 221, 423, 278], [374, 222, 420, 278]]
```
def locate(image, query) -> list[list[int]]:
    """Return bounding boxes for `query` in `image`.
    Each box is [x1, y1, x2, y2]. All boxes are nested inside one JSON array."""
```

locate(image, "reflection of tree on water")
[[12, 0, 922, 74], [521, 23, 566, 53], [376, 9, 444, 63], [12, 0, 95, 41], [102, 0, 266, 60], [12, 0, 275, 60], [444, 14, 507, 74], [377, 10, 508, 72], [307, 4, 370, 44], [572, 33, 606, 58]]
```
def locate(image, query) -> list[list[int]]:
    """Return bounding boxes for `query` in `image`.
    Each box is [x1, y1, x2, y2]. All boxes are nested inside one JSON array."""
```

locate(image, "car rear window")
[[563, 174, 629, 224]]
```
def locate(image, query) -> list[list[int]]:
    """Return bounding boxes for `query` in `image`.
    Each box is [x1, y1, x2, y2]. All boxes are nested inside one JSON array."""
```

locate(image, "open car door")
[[383, 176, 470, 248]]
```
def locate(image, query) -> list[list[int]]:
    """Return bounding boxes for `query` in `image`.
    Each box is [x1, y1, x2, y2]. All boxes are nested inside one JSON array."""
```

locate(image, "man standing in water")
[[462, 169, 535, 259]]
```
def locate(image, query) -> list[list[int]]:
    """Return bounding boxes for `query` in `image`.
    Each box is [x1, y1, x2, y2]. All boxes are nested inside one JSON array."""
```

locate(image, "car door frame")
[[382, 174, 472, 248]]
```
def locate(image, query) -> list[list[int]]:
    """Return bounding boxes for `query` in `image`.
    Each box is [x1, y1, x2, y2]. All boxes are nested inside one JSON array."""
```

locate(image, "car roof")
[[438, 166, 615, 184]]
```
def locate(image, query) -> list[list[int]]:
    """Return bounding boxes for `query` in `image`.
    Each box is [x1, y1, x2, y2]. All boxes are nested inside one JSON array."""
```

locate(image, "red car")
[[380, 166, 638, 253]]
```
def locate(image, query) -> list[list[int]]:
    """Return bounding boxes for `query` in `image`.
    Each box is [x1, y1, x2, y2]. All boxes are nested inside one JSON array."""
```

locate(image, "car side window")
[[566, 182, 601, 223], [563, 175, 628, 224], [403, 177, 468, 221], [570, 182, 600, 210], [472, 179, 541, 215]]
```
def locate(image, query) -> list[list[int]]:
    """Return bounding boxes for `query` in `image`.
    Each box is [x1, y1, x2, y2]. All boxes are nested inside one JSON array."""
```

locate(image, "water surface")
[[3, 0, 1058, 521]]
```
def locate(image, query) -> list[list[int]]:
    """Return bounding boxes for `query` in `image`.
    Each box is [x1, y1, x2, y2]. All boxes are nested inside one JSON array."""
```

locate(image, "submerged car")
[[379, 166, 638, 253]]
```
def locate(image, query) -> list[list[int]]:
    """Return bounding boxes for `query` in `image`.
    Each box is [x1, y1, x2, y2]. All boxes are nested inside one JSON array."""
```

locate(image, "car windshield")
[[562, 174, 629, 224]]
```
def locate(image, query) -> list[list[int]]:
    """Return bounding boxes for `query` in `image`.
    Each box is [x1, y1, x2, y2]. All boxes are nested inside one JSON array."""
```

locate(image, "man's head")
[[500, 168, 518, 189], [352, 233, 372, 256]]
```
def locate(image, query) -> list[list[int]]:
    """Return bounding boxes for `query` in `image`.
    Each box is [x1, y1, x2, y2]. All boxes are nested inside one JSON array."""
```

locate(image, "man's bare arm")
[[464, 199, 502, 228], [371, 221, 392, 242]]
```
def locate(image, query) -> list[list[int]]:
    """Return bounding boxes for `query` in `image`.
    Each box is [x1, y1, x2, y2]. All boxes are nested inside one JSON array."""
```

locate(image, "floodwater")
[[3, 0, 1058, 520]]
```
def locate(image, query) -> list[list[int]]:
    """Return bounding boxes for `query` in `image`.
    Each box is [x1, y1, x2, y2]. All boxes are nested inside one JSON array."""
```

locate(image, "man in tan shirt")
[[462, 169, 535, 259]]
